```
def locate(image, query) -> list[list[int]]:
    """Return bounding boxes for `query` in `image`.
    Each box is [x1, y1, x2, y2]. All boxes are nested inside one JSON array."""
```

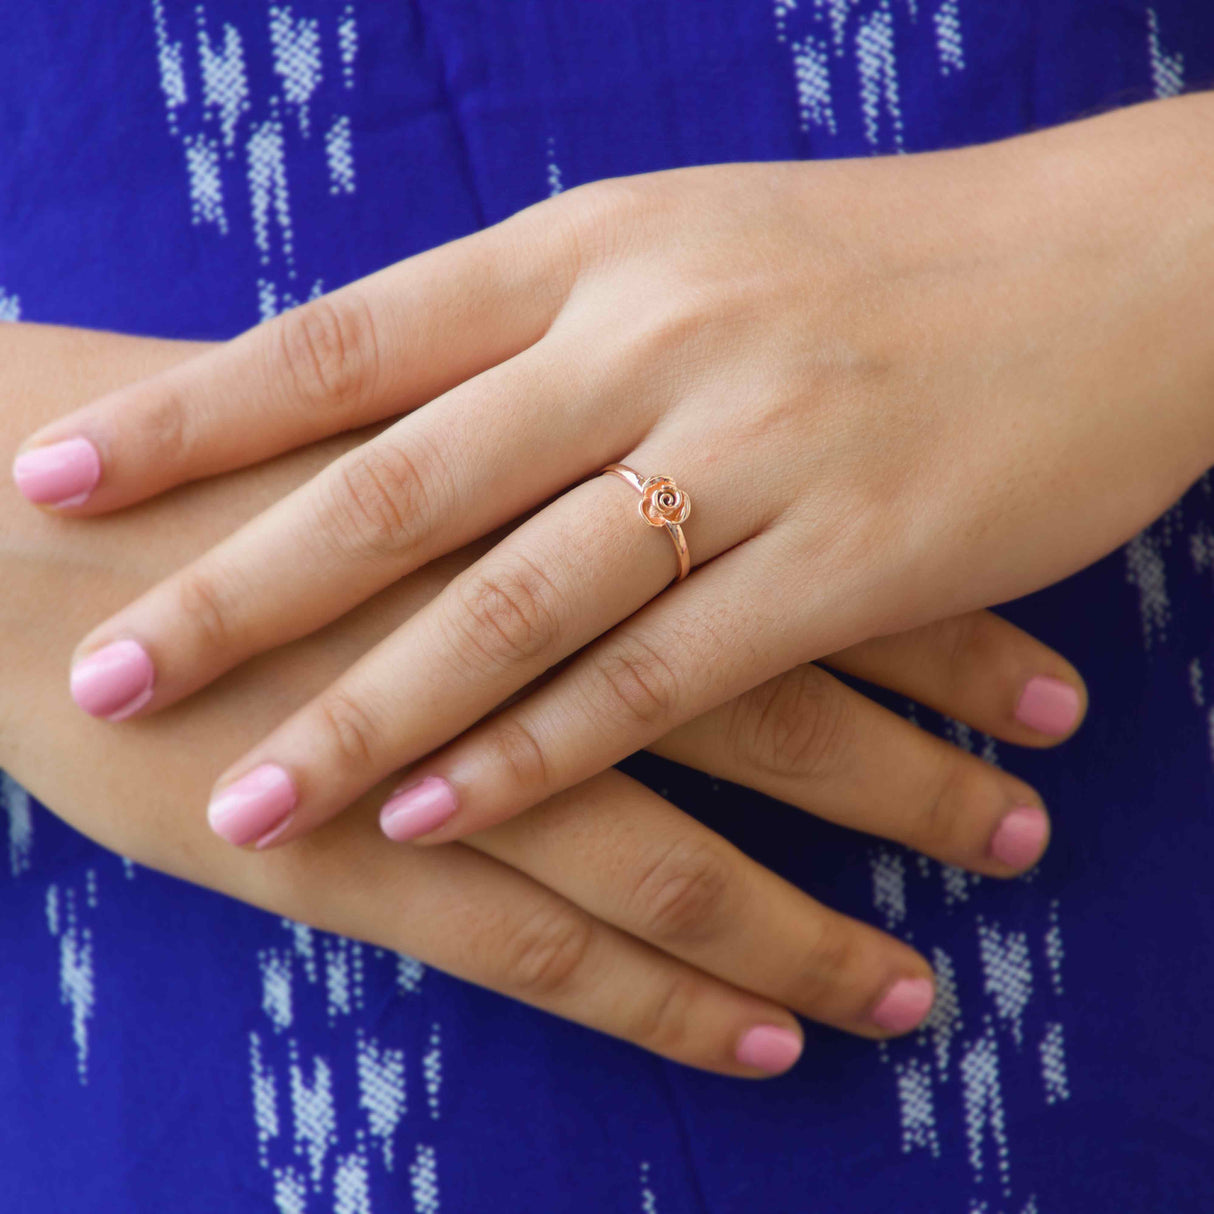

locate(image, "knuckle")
[[313, 686, 384, 771], [610, 296, 720, 391], [937, 610, 988, 695], [553, 178, 636, 258], [792, 918, 866, 1013], [562, 174, 670, 236], [590, 636, 680, 730], [730, 664, 850, 781], [480, 717, 550, 795], [561, 175, 633, 220], [626, 969, 700, 1057], [544, 176, 687, 286], [452, 560, 564, 673], [628, 836, 733, 946], [914, 757, 975, 857], [174, 565, 238, 654], [273, 290, 381, 413], [500, 904, 594, 999], [320, 441, 435, 563], [137, 378, 196, 468], [647, 294, 719, 353]]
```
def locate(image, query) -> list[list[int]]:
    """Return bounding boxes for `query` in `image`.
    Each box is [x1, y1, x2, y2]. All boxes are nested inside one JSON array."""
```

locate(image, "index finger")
[[11, 206, 574, 513]]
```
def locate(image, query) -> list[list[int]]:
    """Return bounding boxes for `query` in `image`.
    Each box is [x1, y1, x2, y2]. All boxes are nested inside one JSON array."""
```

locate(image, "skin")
[[0, 323, 1086, 1075], [11, 95, 1210, 869]]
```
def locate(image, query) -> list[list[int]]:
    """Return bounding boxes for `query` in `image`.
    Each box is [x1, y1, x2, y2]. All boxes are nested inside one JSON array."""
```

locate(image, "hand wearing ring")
[[18, 112, 1197, 905], [2, 323, 1095, 1077]]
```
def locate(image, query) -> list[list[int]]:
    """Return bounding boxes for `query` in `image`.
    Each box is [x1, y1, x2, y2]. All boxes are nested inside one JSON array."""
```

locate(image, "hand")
[[2, 325, 1092, 1073], [1, 322, 1086, 1072], [16, 96, 1185, 859]]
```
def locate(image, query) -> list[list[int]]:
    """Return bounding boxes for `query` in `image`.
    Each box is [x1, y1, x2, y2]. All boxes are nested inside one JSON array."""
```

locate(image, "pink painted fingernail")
[[871, 976, 934, 1034], [379, 776, 459, 841], [12, 437, 101, 507], [207, 763, 297, 847], [252, 813, 297, 851], [735, 1025, 803, 1075], [989, 805, 1049, 869], [70, 639, 155, 721], [1014, 676, 1081, 737]]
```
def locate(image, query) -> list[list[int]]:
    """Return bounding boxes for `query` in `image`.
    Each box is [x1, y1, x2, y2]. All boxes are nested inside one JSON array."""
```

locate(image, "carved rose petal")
[[639, 475, 691, 526]]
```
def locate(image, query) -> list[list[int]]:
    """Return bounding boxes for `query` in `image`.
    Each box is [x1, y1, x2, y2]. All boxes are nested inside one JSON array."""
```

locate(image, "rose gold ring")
[[600, 463, 691, 584]]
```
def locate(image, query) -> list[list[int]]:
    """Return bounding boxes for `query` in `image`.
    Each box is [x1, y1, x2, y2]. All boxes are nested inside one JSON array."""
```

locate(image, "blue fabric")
[[2, 3, 1213, 1210]]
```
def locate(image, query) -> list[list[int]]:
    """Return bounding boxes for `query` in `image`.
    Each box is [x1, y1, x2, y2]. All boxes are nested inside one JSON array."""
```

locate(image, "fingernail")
[[207, 763, 297, 847], [989, 805, 1049, 869], [253, 813, 296, 851], [871, 976, 934, 1034], [379, 776, 459, 841], [12, 437, 101, 507], [70, 639, 155, 721], [735, 1024, 803, 1075], [1014, 675, 1080, 737]]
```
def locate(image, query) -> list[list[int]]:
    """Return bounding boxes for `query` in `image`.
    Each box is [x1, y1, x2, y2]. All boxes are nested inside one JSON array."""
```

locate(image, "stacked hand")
[[12, 93, 1213, 1073]]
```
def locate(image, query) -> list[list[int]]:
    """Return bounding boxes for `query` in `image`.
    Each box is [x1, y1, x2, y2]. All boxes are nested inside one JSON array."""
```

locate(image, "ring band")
[[600, 463, 692, 583]]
